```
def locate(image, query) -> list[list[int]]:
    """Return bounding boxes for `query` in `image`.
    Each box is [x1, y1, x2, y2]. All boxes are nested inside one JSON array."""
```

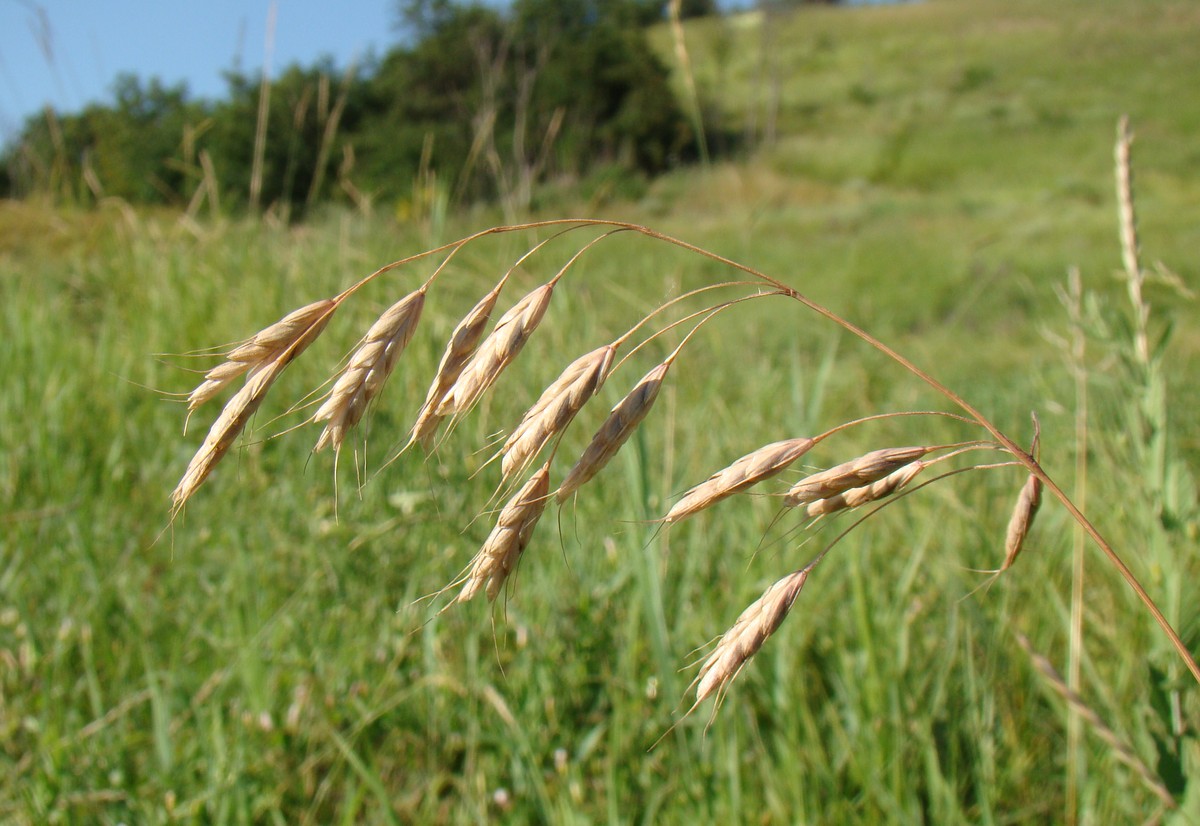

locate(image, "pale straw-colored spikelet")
[[805, 460, 925, 517], [557, 359, 671, 502], [436, 280, 557, 419], [690, 568, 810, 710], [172, 313, 329, 512], [783, 445, 931, 508], [500, 343, 616, 483], [1000, 472, 1042, 571], [456, 464, 552, 603], [664, 437, 815, 525], [312, 288, 426, 452], [408, 282, 504, 451], [188, 298, 336, 411]]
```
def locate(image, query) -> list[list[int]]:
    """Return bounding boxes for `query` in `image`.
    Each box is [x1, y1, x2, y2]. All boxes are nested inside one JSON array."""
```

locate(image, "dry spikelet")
[[172, 314, 329, 512], [408, 282, 504, 451], [1001, 472, 1043, 571], [557, 359, 671, 502], [805, 460, 925, 517], [457, 464, 552, 603], [313, 288, 426, 452], [691, 568, 810, 710], [500, 344, 617, 483], [783, 445, 932, 508], [436, 280, 557, 419], [664, 437, 815, 525], [188, 298, 336, 411]]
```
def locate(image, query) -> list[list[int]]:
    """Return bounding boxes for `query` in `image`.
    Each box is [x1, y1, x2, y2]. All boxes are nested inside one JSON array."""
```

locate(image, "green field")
[[3, 0, 1200, 822]]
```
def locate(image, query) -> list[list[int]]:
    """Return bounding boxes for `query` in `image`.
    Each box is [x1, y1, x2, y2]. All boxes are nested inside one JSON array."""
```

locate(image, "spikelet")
[[173, 313, 329, 513], [664, 437, 815, 524], [1001, 472, 1043, 571], [188, 298, 336, 411], [805, 460, 925, 517], [690, 568, 810, 710], [436, 280, 557, 419], [557, 359, 671, 502], [783, 446, 932, 508], [500, 344, 616, 483], [457, 464, 552, 603], [408, 282, 504, 451], [313, 288, 425, 452]]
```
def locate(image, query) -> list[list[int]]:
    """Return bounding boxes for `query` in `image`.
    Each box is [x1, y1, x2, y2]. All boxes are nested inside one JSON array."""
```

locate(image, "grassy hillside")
[[2, 0, 1199, 822]]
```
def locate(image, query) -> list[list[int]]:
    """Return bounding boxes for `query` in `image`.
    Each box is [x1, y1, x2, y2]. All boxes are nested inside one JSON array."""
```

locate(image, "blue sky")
[[0, 1, 394, 139]]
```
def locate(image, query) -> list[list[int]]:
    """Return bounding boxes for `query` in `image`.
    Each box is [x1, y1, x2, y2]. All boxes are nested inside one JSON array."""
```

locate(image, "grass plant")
[[3, 2, 1200, 822]]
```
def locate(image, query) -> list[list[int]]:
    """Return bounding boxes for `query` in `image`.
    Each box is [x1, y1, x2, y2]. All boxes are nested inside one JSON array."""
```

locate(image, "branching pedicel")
[[172, 151, 1200, 718]]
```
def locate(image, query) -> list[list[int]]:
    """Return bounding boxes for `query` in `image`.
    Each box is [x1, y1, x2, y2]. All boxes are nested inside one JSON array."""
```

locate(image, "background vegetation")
[[2, 0, 1199, 822], [0, 0, 719, 219]]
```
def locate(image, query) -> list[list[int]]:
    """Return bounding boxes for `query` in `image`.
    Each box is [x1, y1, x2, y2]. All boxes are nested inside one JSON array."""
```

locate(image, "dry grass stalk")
[[435, 280, 557, 420], [312, 288, 426, 453], [1015, 632, 1176, 809], [456, 464, 552, 603], [188, 298, 336, 411], [408, 281, 506, 451], [557, 358, 672, 502], [173, 314, 330, 513], [690, 567, 810, 710], [500, 343, 617, 483], [664, 437, 815, 525], [783, 446, 932, 508], [1001, 472, 1043, 572], [805, 460, 925, 517]]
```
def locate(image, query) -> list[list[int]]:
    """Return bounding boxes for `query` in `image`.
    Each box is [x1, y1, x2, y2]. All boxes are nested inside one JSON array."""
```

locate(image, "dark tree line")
[[0, 0, 722, 217]]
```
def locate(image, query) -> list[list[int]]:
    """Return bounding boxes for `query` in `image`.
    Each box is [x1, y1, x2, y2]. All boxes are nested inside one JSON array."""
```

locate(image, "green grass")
[[3, 0, 1200, 822]]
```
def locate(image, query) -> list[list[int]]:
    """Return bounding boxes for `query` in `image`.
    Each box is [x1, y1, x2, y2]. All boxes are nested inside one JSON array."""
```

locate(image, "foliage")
[[0, 1, 694, 217], [2, 0, 1200, 822]]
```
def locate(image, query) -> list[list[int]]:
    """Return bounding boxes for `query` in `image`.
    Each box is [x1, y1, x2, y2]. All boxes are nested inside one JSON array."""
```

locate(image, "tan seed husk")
[[188, 298, 336, 411], [173, 313, 329, 512], [457, 464, 552, 603], [408, 282, 504, 451], [691, 568, 810, 709], [806, 460, 925, 517], [664, 437, 815, 524], [557, 360, 670, 502], [436, 280, 557, 419], [1001, 472, 1043, 571], [313, 288, 425, 453], [783, 445, 932, 508], [500, 344, 616, 483]]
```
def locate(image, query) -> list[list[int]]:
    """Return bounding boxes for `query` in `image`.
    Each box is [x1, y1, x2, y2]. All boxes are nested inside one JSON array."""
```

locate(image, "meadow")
[[3, 0, 1200, 822]]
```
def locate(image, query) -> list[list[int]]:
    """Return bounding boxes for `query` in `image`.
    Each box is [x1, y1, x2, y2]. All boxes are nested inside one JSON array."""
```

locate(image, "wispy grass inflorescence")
[[499, 342, 616, 484], [783, 445, 933, 508], [688, 565, 813, 713], [662, 437, 816, 525], [313, 286, 426, 453], [455, 463, 552, 604], [171, 168, 1200, 737], [187, 297, 336, 413]]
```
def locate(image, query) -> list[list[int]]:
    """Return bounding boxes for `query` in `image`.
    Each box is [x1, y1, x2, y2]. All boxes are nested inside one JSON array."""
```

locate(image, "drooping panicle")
[[500, 343, 617, 484], [783, 446, 932, 508], [691, 567, 811, 709], [664, 437, 815, 524], [312, 287, 426, 453], [456, 464, 552, 604], [436, 280, 557, 420], [188, 298, 336, 411], [805, 460, 925, 517], [557, 359, 671, 502], [173, 306, 332, 513], [408, 281, 505, 451]]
